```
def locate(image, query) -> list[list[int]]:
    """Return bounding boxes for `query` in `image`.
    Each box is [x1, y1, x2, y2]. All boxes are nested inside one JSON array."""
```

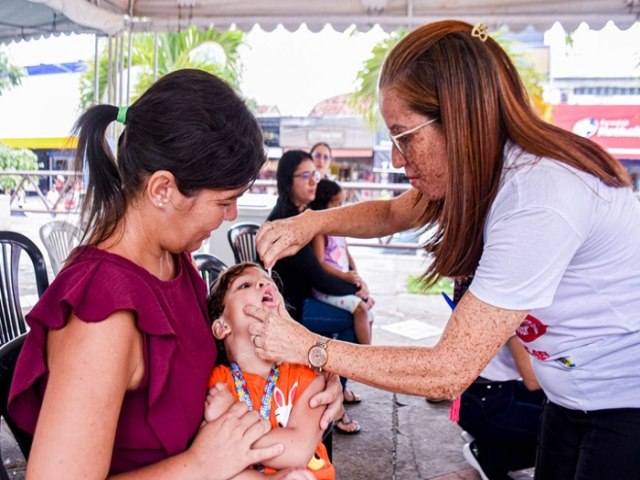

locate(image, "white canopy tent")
[[1, 0, 639, 44]]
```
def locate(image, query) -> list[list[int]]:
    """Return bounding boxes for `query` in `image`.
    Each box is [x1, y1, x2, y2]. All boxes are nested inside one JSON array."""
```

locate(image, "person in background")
[[266, 150, 364, 434], [310, 143, 334, 179], [8, 69, 341, 479], [251, 20, 640, 479], [206, 262, 334, 479], [308, 179, 374, 346], [452, 279, 545, 480]]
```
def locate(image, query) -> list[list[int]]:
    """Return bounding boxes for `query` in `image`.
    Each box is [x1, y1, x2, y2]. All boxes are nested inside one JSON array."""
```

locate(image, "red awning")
[[552, 105, 640, 160]]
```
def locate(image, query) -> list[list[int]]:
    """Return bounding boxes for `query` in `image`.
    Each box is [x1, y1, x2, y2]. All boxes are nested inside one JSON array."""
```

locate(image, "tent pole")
[[153, 32, 159, 81], [127, 29, 133, 105], [93, 35, 100, 105], [107, 35, 113, 106], [118, 33, 125, 108]]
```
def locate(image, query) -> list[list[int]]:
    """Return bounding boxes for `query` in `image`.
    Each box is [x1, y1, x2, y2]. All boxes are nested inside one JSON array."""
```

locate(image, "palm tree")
[[0, 49, 22, 96], [351, 29, 550, 128], [79, 26, 246, 110]]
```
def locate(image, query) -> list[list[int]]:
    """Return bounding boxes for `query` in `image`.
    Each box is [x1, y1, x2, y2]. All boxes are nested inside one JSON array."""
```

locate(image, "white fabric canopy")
[[115, 0, 640, 33], [2, 0, 639, 44]]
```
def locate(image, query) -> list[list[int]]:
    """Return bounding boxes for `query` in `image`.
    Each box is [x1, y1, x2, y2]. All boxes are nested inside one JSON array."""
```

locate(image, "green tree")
[[79, 26, 246, 109], [0, 49, 23, 96], [0, 143, 38, 192], [351, 29, 550, 128]]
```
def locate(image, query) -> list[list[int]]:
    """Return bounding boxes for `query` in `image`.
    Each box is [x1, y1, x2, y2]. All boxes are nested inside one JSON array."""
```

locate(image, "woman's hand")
[[355, 281, 370, 302], [245, 302, 314, 366], [312, 373, 343, 430], [257, 210, 319, 269], [189, 401, 284, 479]]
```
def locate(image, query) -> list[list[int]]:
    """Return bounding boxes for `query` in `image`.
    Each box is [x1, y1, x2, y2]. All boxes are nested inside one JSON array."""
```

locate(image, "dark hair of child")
[[207, 261, 284, 366], [308, 178, 342, 211]]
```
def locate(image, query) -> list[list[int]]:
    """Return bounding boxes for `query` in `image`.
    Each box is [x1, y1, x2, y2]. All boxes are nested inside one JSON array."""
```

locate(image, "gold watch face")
[[309, 345, 328, 368]]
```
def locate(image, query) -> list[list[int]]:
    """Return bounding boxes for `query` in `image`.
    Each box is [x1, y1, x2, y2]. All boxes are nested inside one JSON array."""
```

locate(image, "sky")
[[0, 21, 639, 138]]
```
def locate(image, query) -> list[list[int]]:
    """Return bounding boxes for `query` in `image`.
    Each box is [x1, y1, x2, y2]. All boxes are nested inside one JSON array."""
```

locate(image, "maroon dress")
[[8, 247, 216, 474]]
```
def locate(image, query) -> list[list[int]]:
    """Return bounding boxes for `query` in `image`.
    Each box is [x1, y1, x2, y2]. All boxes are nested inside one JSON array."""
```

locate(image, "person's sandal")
[[335, 411, 361, 434], [343, 388, 362, 404]]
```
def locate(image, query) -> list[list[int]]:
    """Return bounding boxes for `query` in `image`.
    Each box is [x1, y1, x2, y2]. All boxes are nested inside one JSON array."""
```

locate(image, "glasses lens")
[[312, 171, 321, 182]]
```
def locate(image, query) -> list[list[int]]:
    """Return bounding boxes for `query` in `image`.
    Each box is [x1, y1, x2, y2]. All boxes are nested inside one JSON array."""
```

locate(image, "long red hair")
[[380, 20, 630, 281]]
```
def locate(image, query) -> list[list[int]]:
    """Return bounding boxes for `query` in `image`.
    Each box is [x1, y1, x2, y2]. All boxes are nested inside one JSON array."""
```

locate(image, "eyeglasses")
[[293, 170, 322, 183], [389, 117, 438, 156], [312, 152, 331, 161]]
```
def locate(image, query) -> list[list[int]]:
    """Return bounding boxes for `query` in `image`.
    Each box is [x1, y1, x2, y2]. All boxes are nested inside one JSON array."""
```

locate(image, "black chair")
[[193, 253, 228, 290], [0, 334, 31, 477], [227, 222, 261, 264], [0, 232, 49, 345]]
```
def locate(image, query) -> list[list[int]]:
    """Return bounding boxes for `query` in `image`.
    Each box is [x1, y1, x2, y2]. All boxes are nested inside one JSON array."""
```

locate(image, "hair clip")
[[471, 22, 489, 42]]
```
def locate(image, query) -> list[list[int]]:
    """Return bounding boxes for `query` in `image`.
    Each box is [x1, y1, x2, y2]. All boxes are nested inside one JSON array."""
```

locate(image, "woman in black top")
[[267, 150, 365, 433]]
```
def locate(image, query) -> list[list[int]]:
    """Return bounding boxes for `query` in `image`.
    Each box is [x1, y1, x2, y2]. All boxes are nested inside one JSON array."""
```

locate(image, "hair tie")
[[116, 106, 128, 125], [471, 23, 489, 42]]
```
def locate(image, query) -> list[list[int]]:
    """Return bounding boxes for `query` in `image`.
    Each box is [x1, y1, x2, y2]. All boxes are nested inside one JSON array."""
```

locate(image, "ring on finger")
[[252, 335, 260, 347]]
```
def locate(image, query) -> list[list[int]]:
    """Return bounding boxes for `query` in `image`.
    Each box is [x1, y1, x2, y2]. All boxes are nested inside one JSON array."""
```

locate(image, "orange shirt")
[[209, 363, 335, 479]]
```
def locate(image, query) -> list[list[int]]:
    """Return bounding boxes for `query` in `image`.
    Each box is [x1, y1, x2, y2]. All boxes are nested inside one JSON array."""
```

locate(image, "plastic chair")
[[0, 334, 31, 477], [38, 220, 83, 276], [193, 253, 228, 290], [227, 222, 261, 264], [0, 232, 49, 345]]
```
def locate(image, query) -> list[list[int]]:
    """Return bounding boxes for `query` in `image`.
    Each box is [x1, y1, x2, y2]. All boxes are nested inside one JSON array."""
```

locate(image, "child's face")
[[213, 267, 283, 338], [328, 190, 345, 209]]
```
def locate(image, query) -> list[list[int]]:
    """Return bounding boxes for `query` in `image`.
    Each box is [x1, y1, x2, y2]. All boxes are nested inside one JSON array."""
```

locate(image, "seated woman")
[[266, 150, 366, 434]]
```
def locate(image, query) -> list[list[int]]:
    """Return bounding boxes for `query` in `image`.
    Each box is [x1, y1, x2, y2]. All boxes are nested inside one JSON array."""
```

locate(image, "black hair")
[[208, 261, 284, 366], [272, 149, 313, 219], [308, 178, 342, 211], [72, 68, 266, 246]]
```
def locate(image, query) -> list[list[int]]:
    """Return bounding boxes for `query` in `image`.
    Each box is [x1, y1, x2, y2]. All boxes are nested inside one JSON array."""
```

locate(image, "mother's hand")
[[257, 210, 319, 269], [245, 302, 314, 366], [246, 303, 343, 430]]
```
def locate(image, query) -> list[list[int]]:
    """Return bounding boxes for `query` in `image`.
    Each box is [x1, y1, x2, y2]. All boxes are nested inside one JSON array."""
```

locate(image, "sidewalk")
[[2, 212, 480, 479]]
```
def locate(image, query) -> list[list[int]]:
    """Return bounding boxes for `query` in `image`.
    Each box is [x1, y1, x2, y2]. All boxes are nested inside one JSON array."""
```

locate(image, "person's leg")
[[574, 406, 640, 480], [535, 402, 582, 480], [301, 298, 356, 342], [353, 302, 372, 345], [459, 381, 544, 479], [537, 401, 640, 480]]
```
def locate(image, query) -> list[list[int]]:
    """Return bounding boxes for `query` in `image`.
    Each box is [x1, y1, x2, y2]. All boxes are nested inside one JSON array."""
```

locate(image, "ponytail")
[[72, 104, 126, 246]]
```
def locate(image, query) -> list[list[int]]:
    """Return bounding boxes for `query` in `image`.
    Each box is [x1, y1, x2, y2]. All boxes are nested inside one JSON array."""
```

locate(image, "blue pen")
[[441, 291, 456, 311]]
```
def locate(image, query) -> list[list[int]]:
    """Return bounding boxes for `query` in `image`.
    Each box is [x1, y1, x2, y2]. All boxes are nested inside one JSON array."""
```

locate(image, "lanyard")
[[230, 362, 281, 420]]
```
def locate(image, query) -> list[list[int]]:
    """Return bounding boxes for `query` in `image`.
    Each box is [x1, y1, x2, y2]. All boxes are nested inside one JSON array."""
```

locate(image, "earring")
[[157, 201, 164, 207]]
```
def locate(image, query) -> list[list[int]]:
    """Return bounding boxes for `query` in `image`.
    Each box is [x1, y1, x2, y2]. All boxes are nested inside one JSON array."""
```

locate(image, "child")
[[206, 262, 335, 480], [308, 179, 374, 346]]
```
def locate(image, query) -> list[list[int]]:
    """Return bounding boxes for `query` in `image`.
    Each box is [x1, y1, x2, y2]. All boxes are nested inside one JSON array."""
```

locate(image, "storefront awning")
[[0, 137, 78, 149], [552, 104, 640, 160]]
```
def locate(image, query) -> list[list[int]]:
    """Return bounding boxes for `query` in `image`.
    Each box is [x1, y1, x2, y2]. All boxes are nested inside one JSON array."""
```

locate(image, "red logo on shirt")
[[516, 314, 547, 343]]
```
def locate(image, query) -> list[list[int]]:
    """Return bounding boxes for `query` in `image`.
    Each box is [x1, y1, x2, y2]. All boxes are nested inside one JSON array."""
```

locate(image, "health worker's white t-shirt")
[[470, 143, 640, 411]]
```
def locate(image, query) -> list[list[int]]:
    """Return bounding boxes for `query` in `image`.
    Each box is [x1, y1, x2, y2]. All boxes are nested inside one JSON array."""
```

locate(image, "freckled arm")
[[296, 292, 528, 399]]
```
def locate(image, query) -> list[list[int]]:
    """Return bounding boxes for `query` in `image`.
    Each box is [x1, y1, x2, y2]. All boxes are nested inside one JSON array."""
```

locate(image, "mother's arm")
[[29, 312, 282, 480], [247, 291, 528, 399], [259, 189, 426, 269]]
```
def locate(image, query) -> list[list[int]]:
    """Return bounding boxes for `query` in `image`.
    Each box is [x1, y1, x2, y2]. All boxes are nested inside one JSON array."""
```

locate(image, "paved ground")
[[2, 210, 482, 479]]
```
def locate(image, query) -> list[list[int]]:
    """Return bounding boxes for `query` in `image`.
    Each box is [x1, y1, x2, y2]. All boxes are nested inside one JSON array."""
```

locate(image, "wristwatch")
[[308, 336, 331, 373]]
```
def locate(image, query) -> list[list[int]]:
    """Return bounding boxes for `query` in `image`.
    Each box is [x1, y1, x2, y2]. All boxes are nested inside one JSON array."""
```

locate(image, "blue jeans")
[[535, 401, 640, 479], [301, 298, 357, 389]]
